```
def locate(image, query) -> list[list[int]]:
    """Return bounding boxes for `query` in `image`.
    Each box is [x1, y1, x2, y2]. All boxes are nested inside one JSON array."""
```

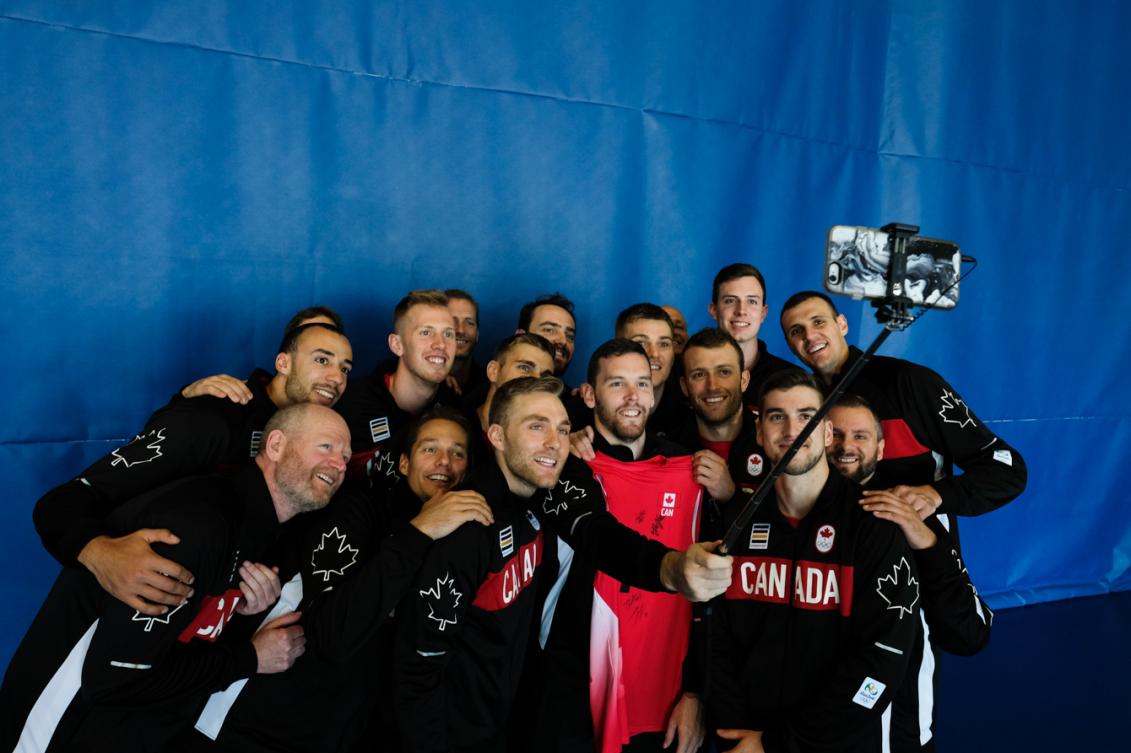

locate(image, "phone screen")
[[824, 225, 961, 309]]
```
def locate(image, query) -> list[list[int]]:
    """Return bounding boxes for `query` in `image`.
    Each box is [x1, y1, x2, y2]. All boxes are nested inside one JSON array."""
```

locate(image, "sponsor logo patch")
[[993, 449, 1013, 466], [815, 525, 836, 554], [499, 525, 515, 557], [746, 453, 764, 477], [748, 522, 771, 550], [661, 492, 677, 518], [852, 677, 887, 709], [369, 416, 391, 443]]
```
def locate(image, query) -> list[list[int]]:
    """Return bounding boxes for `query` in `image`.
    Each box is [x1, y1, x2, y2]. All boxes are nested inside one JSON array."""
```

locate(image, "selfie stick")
[[718, 223, 922, 555]]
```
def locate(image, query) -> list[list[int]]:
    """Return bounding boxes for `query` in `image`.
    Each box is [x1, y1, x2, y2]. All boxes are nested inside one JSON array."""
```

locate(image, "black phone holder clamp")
[[872, 222, 920, 332]]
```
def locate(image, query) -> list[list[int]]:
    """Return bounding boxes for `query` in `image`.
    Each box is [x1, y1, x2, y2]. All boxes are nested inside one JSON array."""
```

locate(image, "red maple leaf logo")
[[820, 526, 833, 538]]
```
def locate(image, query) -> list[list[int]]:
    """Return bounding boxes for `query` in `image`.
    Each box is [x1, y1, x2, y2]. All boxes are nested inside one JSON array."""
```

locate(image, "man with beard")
[[396, 375, 733, 753], [531, 340, 717, 753], [177, 306, 346, 405], [335, 289, 463, 489], [708, 264, 794, 413], [709, 371, 919, 753], [179, 408, 494, 753], [779, 290, 1024, 751], [2, 404, 350, 753], [566, 304, 688, 453], [675, 328, 769, 503], [778, 290, 1026, 520], [516, 293, 578, 384], [33, 320, 353, 617], [828, 397, 992, 753], [446, 289, 489, 401]]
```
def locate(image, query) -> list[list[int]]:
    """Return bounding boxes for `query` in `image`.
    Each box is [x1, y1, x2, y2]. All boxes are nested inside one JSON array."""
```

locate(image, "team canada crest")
[[815, 525, 836, 554], [746, 453, 764, 477]]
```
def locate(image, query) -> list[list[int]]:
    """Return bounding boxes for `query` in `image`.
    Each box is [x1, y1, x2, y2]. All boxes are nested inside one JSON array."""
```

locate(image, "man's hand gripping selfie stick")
[[720, 223, 927, 555]]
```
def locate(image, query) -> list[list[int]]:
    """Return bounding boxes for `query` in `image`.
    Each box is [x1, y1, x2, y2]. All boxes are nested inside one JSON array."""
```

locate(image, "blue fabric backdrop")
[[1, 0, 1128, 666]]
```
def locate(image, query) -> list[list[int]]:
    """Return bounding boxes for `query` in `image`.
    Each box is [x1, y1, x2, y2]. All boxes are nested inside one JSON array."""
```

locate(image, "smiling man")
[[394, 376, 572, 752], [517, 293, 578, 382], [827, 396, 994, 753], [615, 303, 689, 438], [2, 404, 351, 753], [530, 339, 730, 753], [675, 327, 768, 502], [445, 288, 488, 400], [33, 320, 353, 618], [708, 370, 919, 753], [334, 289, 465, 488], [708, 264, 794, 413], [177, 407, 494, 753]]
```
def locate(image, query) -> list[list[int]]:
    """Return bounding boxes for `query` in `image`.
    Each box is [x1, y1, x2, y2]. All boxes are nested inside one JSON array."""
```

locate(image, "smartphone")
[[824, 225, 961, 309]]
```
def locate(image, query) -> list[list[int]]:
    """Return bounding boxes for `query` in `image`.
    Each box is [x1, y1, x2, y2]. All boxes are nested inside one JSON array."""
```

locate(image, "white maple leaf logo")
[[420, 572, 462, 631], [368, 450, 400, 480], [111, 428, 167, 468], [544, 478, 587, 516], [938, 389, 975, 428], [875, 557, 920, 619], [310, 527, 359, 582], [131, 600, 185, 632]]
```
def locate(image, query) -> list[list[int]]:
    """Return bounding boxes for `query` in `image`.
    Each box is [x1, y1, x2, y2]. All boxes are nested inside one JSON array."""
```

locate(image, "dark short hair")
[[681, 327, 744, 372], [586, 338, 649, 387], [712, 263, 768, 305], [488, 376, 565, 429], [283, 306, 345, 336], [780, 290, 840, 320], [614, 303, 674, 338], [517, 293, 576, 331], [393, 290, 450, 333], [277, 322, 346, 357], [402, 405, 475, 464], [757, 368, 824, 411], [444, 289, 479, 320], [277, 307, 345, 354], [493, 332, 556, 364], [831, 394, 883, 439]]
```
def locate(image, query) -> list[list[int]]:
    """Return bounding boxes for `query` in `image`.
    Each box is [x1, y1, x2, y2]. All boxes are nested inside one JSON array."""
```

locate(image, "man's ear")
[[486, 423, 505, 452], [275, 351, 291, 376], [876, 437, 885, 463], [740, 368, 751, 394], [679, 375, 689, 399], [263, 429, 287, 461], [707, 302, 719, 324], [580, 383, 596, 410], [388, 332, 405, 357], [398, 453, 410, 477], [837, 314, 849, 337], [486, 359, 501, 385], [822, 419, 834, 448]]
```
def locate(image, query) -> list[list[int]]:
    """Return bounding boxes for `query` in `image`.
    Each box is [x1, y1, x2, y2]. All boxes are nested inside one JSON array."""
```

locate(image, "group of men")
[[1, 262, 1025, 753]]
